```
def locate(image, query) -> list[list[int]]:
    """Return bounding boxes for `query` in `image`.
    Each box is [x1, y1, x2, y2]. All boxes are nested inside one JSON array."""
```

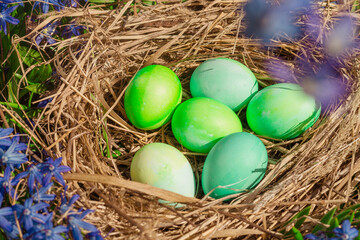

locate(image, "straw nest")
[[11, 0, 360, 239]]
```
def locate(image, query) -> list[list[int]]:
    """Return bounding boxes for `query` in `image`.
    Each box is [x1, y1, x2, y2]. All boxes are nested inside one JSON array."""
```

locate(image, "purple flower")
[[62, 22, 85, 39], [32, 182, 56, 202], [35, 21, 59, 46], [332, 219, 358, 240], [305, 232, 329, 240], [13, 198, 49, 231], [33, 0, 63, 13], [0, 5, 19, 35], [31, 213, 68, 240], [37, 98, 53, 108], [0, 206, 13, 232], [14, 163, 43, 192], [0, 167, 18, 206], [0, 140, 28, 169], [67, 209, 98, 240], [0, 128, 13, 149], [40, 157, 71, 186], [1, 0, 24, 6], [242, 0, 311, 43]]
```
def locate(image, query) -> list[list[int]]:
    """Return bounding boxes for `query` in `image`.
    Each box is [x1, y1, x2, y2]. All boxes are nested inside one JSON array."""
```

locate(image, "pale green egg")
[[130, 143, 195, 198]]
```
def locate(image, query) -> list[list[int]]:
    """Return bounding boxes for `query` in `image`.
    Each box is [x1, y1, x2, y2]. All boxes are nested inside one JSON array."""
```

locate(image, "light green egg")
[[130, 143, 195, 198], [171, 97, 243, 153], [190, 58, 258, 111], [124, 65, 182, 130], [202, 132, 268, 199], [246, 83, 321, 139]]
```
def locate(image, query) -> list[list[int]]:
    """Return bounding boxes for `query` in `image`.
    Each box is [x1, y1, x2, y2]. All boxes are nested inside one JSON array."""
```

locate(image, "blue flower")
[[32, 182, 56, 202], [40, 157, 71, 186], [0, 5, 20, 35], [13, 198, 49, 231], [243, 0, 311, 43], [35, 21, 59, 46], [86, 230, 104, 240], [67, 209, 98, 240], [62, 22, 86, 39], [29, 213, 68, 240], [332, 219, 358, 240], [0, 140, 28, 169], [33, 0, 63, 13], [14, 163, 44, 192], [1, 0, 24, 6], [37, 98, 53, 108], [60, 186, 79, 215], [0, 128, 13, 148], [0, 167, 18, 206], [0, 206, 14, 232]]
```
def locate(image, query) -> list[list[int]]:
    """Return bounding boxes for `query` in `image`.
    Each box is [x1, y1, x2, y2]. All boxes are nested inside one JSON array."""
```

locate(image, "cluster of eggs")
[[124, 58, 321, 201]]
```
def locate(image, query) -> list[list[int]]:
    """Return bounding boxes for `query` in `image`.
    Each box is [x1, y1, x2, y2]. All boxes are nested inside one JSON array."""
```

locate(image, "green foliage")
[[312, 207, 337, 233]]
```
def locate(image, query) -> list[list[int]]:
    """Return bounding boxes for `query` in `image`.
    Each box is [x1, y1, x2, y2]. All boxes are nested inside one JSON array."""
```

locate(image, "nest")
[[10, 0, 360, 239]]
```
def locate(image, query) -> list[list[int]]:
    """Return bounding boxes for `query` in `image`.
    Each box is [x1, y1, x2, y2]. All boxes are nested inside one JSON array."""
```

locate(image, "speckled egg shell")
[[124, 65, 182, 130], [190, 58, 258, 111], [202, 132, 268, 199], [130, 143, 195, 197], [246, 83, 321, 140], [171, 97, 243, 153]]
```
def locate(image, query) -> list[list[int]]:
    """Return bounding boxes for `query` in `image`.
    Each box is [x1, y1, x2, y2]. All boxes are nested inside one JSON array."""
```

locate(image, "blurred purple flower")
[[62, 22, 86, 39], [13, 198, 49, 231], [37, 98, 53, 108], [35, 21, 59, 46], [305, 232, 329, 240], [86, 230, 104, 240], [67, 209, 98, 240], [0, 140, 28, 169], [332, 219, 358, 240], [242, 0, 311, 43], [33, 0, 63, 13], [0, 5, 19, 35], [14, 164, 44, 192], [32, 182, 56, 202], [40, 157, 71, 186]]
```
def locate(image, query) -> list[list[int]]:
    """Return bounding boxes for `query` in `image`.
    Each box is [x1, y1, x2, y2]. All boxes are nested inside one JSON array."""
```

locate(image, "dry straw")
[[6, 0, 360, 238]]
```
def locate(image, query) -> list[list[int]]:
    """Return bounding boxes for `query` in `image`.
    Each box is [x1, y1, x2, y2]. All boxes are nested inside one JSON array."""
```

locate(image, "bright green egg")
[[190, 58, 258, 111], [202, 132, 268, 199], [130, 143, 195, 198], [124, 65, 182, 130], [171, 97, 243, 153], [246, 83, 321, 140]]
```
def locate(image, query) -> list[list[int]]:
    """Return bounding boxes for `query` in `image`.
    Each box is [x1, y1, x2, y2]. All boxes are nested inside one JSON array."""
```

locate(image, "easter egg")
[[124, 65, 182, 130], [190, 58, 258, 111], [202, 132, 268, 199], [130, 143, 195, 198], [171, 97, 243, 153], [246, 83, 321, 140]]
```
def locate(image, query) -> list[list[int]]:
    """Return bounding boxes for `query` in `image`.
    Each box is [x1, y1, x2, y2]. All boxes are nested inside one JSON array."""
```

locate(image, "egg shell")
[[124, 65, 182, 130], [246, 83, 321, 140], [202, 132, 268, 199], [130, 143, 195, 198], [190, 58, 258, 111], [171, 97, 243, 153]]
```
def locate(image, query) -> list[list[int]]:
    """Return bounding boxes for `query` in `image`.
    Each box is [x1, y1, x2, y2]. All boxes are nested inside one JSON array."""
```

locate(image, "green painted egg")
[[130, 143, 195, 198], [202, 132, 268, 199], [190, 58, 258, 111], [171, 97, 243, 153], [246, 83, 321, 140], [124, 65, 182, 130]]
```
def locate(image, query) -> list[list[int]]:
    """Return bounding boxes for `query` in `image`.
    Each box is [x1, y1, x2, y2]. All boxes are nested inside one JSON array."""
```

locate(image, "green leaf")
[[25, 83, 47, 94], [329, 217, 340, 230], [312, 207, 337, 233], [282, 206, 311, 236], [291, 227, 304, 240], [18, 45, 43, 67], [27, 64, 52, 84]]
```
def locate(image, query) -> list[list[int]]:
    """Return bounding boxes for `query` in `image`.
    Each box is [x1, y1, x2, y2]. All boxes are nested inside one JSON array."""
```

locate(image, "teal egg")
[[124, 65, 182, 130], [130, 143, 195, 198], [190, 58, 258, 111], [202, 132, 268, 199], [171, 97, 243, 153], [246, 83, 321, 140]]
